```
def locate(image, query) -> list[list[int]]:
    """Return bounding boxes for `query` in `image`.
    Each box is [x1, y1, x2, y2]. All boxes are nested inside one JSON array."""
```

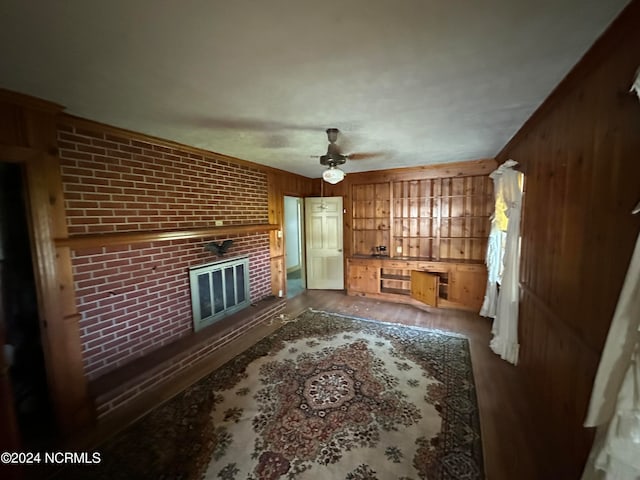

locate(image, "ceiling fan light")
[[326, 128, 339, 143], [322, 166, 345, 184]]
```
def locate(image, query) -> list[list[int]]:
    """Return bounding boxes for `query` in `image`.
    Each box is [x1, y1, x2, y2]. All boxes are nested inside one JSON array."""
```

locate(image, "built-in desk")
[[347, 256, 487, 312]]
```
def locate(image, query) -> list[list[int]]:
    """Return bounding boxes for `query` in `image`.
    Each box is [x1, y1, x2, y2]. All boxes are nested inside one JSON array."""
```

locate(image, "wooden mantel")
[[55, 223, 279, 249]]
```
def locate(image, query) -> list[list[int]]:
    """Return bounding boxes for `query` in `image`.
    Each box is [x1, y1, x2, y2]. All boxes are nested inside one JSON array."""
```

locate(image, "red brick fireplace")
[[57, 118, 284, 417]]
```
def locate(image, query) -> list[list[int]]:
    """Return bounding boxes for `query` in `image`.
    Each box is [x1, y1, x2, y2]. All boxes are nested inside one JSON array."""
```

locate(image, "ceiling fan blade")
[[181, 115, 323, 132], [347, 151, 387, 161]]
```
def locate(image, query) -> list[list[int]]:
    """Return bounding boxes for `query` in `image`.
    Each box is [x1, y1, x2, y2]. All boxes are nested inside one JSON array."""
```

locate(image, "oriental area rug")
[[64, 309, 484, 480]]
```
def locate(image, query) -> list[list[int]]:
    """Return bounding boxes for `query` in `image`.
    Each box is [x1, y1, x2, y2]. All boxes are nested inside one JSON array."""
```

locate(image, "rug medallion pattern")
[[65, 309, 483, 480]]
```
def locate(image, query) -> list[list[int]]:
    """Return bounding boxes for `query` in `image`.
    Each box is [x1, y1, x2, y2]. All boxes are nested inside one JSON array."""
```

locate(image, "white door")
[[305, 196, 344, 289]]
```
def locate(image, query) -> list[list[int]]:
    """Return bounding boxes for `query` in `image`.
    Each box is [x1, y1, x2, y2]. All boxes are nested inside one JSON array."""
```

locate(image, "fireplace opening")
[[189, 256, 250, 332]]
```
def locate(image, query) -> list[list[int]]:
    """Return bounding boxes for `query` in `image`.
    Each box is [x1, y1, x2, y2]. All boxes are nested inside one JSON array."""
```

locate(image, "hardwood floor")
[[65, 290, 547, 480], [285, 290, 547, 480]]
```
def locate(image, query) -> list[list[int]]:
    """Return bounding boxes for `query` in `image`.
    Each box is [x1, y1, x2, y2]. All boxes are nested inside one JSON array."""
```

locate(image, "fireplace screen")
[[189, 256, 250, 332]]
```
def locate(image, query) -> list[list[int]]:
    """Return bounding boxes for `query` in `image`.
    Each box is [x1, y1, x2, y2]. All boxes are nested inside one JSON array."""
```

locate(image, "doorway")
[[304, 196, 344, 290], [0, 162, 56, 447], [284, 196, 305, 298]]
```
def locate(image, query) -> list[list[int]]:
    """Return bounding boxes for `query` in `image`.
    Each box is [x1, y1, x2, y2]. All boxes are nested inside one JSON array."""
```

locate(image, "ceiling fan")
[[316, 128, 384, 184]]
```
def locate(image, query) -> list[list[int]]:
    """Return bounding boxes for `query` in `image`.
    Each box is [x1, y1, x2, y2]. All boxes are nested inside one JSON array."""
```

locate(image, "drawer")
[[384, 260, 417, 269], [456, 264, 485, 273], [348, 258, 381, 267], [417, 262, 449, 272]]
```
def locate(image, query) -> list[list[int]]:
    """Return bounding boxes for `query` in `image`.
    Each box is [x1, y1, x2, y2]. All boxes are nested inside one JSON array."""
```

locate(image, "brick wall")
[[94, 298, 285, 419], [57, 122, 268, 234], [58, 120, 274, 379], [72, 234, 271, 379]]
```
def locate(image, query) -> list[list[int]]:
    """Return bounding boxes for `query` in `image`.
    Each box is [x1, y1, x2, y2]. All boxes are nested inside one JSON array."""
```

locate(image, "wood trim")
[[270, 256, 285, 297], [0, 88, 64, 113], [1, 94, 95, 435], [63, 313, 83, 323], [496, 0, 640, 162], [0, 144, 41, 163], [57, 247, 80, 318], [55, 223, 279, 249], [61, 114, 313, 178], [24, 151, 93, 433], [347, 158, 497, 184]]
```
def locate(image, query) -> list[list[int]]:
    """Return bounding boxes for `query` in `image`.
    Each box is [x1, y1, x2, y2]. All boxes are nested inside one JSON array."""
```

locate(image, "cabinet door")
[[348, 264, 380, 294], [410, 270, 439, 307], [450, 268, 487, 311]]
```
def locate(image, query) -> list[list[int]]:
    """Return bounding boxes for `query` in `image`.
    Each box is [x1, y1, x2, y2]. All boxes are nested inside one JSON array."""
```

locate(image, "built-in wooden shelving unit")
[[346, 162, 494, 313], [352, 176, 492, 261]]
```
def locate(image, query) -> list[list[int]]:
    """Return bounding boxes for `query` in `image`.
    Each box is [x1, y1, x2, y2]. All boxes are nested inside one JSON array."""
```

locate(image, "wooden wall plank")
[[496, 2, 640, 476]]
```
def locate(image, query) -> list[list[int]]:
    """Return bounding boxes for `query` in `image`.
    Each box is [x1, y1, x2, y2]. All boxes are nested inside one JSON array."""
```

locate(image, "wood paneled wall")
[[496, 2, 640, 477], [267, 172, 315, 297]]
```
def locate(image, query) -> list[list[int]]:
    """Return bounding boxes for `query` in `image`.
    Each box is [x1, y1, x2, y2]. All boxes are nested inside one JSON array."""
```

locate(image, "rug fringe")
[[305, 307, 469, 338]]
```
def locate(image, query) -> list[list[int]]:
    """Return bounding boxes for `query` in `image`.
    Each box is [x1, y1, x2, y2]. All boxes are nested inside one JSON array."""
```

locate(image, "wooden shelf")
[[352, 176, 492, 261], [380, 287, 410, 296], [440, 194, 492, 198], [55, 223, 279, 249], [393, 196, 438, 200], [439, 215, 491, 219], [393, 236, 436, 239], [353, 228, 391, 231], [393, 194, 491, 199], [380, 273, 410, 281], [439, 236, 489, 240]]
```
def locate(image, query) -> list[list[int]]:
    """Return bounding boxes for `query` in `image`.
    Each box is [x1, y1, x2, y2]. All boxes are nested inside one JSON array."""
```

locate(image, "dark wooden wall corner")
[[0, 90, 94, 441]]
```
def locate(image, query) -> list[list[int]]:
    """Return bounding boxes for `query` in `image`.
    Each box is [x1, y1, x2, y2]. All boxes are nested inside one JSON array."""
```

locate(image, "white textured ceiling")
[[0, 1, 630, 178]]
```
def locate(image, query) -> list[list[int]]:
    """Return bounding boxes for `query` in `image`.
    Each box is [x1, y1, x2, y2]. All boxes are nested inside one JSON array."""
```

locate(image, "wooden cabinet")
[[380, 264, 411, 295], [352, 176, 492, 262], [347, 258, 487, 312], [347, 171, 491, 312], [449, 265, 487, 311], [347, 260, 380, 294], [411, 270, 439, 307], [347, 171, 493, 312]]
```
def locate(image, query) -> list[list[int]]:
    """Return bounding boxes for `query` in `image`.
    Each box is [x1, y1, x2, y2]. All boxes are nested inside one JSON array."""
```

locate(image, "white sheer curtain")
[[488, 160, 522, 365], [480, 162, 510, 318], [479, 223, 503, 318], [581, 67, 640, 480], [582, 232, 640, 480]]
